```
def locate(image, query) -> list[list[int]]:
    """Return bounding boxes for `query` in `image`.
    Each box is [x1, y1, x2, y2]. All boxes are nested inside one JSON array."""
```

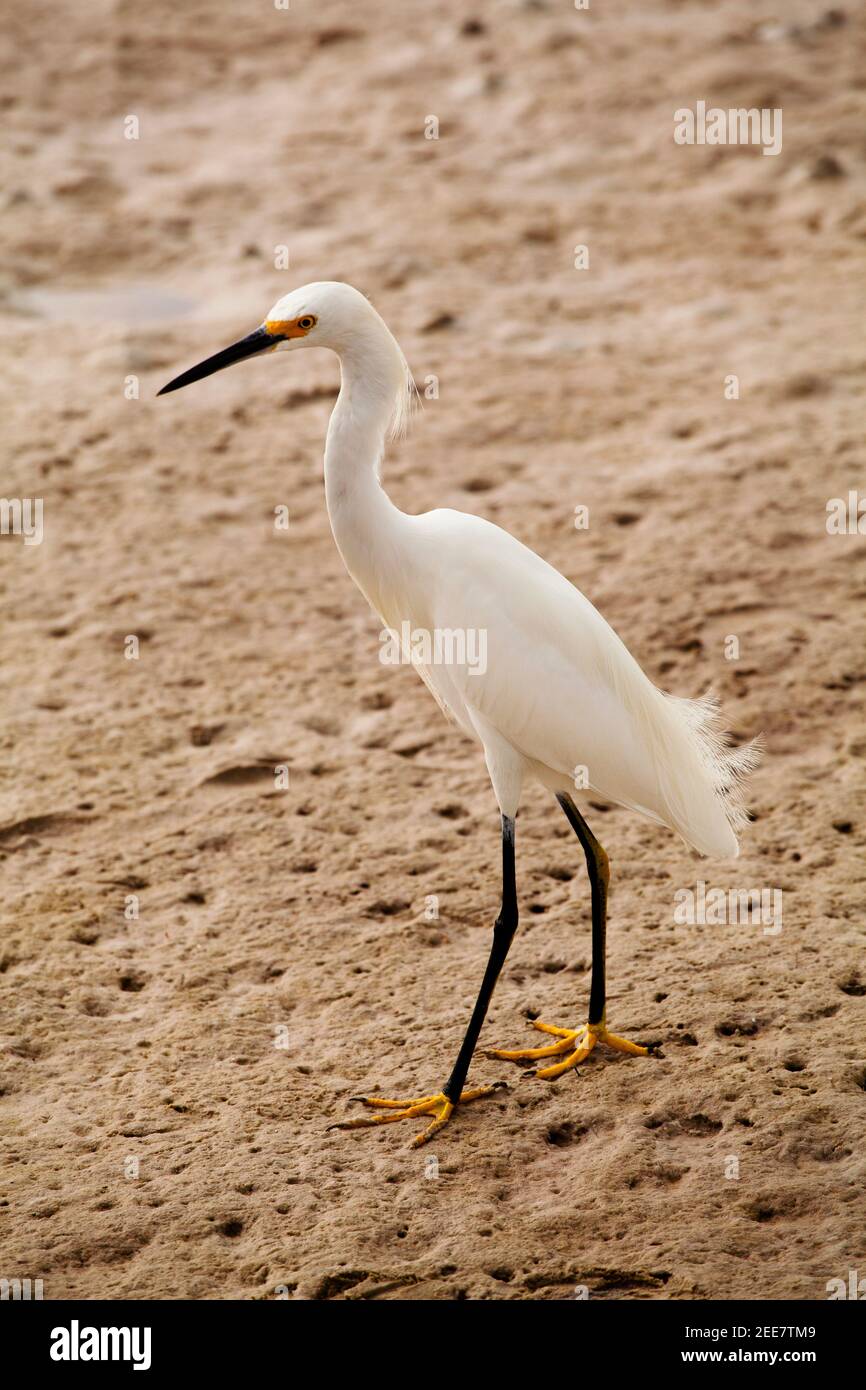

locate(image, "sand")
[[1, 0, 865, 1301]]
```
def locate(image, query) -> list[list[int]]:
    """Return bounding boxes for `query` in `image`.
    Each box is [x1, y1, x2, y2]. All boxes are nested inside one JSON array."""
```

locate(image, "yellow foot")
[[329, 1084, 504, 1148], [486, 1019, 654, 1080]]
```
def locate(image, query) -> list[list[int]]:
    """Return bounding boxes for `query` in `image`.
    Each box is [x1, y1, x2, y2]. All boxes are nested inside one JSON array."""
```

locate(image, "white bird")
[[159, 281, 757, 1146]]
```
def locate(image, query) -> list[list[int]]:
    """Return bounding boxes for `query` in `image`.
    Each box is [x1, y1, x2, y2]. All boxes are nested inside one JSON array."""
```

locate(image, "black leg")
[[442, 814, 518, 1102], [556, 793, 609, 1027]]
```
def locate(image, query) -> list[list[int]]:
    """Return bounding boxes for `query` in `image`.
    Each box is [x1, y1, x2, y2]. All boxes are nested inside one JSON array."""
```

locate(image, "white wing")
[[385, 509, 754, 859]]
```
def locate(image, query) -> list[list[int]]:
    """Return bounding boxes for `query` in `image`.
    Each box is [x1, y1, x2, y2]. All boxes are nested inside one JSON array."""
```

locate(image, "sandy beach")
[[1, 0, 865, 1300]]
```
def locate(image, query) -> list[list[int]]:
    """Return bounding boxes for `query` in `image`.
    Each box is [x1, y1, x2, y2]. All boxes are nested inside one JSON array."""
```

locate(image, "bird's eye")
[[297, 315, 316, 330]]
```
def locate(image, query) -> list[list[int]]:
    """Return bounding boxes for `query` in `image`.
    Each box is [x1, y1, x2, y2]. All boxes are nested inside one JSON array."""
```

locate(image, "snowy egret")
[[159, 282, 757, 1146]]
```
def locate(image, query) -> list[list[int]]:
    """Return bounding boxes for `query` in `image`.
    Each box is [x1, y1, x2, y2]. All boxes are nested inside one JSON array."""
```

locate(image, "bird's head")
[[157, 280, 405, 398]]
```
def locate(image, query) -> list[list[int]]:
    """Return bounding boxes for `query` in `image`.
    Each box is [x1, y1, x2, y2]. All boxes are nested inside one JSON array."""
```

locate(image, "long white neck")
[[323, 324, 410, 622]]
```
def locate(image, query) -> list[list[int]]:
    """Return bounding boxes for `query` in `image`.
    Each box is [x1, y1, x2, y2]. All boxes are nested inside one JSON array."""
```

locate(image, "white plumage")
[[159, 279, 758, 1145], [291, 281, 755, 858]]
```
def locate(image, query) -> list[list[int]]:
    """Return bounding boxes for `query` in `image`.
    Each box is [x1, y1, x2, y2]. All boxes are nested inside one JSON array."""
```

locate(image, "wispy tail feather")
[[653, 690, 761, 858]]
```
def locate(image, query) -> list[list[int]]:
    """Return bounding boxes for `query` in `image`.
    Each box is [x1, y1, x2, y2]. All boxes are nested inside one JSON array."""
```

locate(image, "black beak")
[[157, 326, 284, 396]]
